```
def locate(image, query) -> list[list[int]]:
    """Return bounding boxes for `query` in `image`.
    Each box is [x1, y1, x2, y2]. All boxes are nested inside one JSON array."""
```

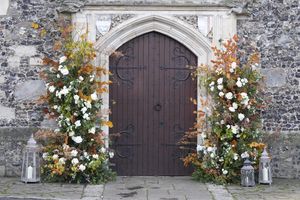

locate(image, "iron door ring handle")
[[154, 103, 162, 111]]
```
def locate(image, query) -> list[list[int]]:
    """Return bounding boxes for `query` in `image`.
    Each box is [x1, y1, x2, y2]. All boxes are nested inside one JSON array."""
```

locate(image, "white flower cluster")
[[197, 145, 217, 158], [228, 102, 238, 112], [236, 77, 248, 88], [226, 124, 239, 134], [229, 62, 237, 73], [58, 56, 69, 76], [240, 92, 250, 106]]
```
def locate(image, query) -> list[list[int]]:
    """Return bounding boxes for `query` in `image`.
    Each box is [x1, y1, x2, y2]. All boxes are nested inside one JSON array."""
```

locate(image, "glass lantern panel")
[[259, 162, 272, 184], [241, 169, 255, 187]]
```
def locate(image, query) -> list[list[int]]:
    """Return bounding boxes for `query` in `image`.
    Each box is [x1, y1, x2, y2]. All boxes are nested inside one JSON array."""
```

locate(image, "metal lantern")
[[259, 148, 272, 185], [241, 159, 255, 187], [21, 134, 40, 183]]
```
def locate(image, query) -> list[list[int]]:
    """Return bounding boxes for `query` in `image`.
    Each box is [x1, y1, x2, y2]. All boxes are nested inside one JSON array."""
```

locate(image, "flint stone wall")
[[0, 0, 299, 178]]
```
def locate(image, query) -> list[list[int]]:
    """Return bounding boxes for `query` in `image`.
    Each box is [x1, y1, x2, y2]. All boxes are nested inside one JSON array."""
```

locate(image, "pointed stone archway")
[[93, 15, 212, 146]]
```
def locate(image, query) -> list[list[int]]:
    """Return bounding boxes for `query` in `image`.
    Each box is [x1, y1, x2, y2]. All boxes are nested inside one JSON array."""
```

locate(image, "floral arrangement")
[[181, 35, 265, 184], [38, 31, 115, 184]]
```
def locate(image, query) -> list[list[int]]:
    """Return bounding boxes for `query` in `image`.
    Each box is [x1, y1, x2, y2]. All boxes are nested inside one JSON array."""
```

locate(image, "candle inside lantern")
[[245, 176, 249, 184], [27, 166, 33, 179], [262, 167, 269, 181]]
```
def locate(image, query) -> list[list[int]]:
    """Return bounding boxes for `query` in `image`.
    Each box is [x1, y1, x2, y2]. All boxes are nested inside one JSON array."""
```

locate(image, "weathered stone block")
[[261, 68, 286, 88], [40, 118, 58, 129], [0, 76, 5, 84], [29, 57, 43, 66], [0, 0, 9, 15], [7, 56, 20, 68], [12, 46, 37, 57], [0, 104, 15, 120], [14, 80, 46, 101], [0, 90, 6, 98], [0, 165, 5, 176]]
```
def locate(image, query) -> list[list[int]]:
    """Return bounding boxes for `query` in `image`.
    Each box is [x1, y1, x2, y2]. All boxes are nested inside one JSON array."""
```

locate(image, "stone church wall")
[[0, 0, 299, 178]]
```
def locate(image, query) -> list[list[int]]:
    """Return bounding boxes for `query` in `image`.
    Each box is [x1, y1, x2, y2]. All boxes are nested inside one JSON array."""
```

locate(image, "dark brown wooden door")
[[109, 31, 197, 176]]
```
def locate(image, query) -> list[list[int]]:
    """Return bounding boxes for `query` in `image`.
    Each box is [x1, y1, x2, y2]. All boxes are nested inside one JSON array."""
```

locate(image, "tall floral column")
[[38, 33, 115, 184], [182, 35, 265, 184]]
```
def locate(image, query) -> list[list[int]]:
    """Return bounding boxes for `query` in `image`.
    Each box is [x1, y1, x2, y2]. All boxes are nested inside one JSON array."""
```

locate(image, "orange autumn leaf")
[[103, 121, 113, 128], [78, 90, 92, 102], [78, 64, 94, 75]]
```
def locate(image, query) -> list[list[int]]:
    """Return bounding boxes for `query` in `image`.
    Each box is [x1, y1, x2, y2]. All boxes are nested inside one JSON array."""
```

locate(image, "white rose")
[[220, 120, 225, 124], [217, 78, 223, 84], [236, 80, 242, 87], [92, 154, 99, 159], [69, 131, 75, 137], [59, 56, 67, 64], [79, 164, 86, 171], [71, 149, 78, 157], [196, 145, 204, 152], [229, 68, 234, 73], [81, 107, 87, 114], [207, 147, 213, 152], [60, 86, 69, 95], [71, 158, 79, 165], [74, 95, 80, 102], [60, 67, 69, 76], [219, 92, 224, 97], [242, 78, 248, 84], [241, 152, 249, 159], [91, 92, 98, 101], [210, 153, 215, 158], [222, 169, 228, 175], [238, 113, 245, 121], [233, 153, 239, 160], [52, 154, 59, 160], [231, 125, 239, 134], [59, 157, 66, 164], [48, 85, 55, 93], [72, 136, 83, 144], [100, 147, 106, 153], [53, 105, 58, 110], [232, 102, 238, 109], [231, 62, 237, 69], [225, 92, 233, 100], [75, 120, 81, 127], [229, 107, 235, 112], [209, 81, 215, 86], [217, 84, 223, 90], [42, 153, 48, 160], [84, 101, 92, 109], [109, 152, 114, 158], [79, 76, 84, 81], [240, 92, 248, 98], [83, 113, 90, 120], [88, 127, 96, 134]]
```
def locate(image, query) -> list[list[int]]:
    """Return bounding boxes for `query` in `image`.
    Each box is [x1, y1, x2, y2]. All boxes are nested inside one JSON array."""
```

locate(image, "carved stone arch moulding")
[[95, 15, 212, 63], [91, 14, 213, 146]]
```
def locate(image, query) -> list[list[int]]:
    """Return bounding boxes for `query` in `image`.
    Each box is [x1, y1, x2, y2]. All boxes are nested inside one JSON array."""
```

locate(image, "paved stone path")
[[1, 177, 300, 200], [102, 176, 213, 200]]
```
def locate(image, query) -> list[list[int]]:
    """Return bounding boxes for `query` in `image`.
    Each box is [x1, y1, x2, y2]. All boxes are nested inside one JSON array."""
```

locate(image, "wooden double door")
[[109, 31, 197, 176]]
